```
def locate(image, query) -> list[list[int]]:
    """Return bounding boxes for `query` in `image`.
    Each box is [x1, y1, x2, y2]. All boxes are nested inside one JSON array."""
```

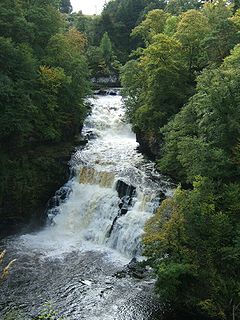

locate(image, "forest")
[[1, 0, 240, 319]]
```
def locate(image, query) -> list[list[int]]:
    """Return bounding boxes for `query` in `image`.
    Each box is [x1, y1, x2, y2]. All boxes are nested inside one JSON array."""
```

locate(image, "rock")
[[159, 190, 166, 203], [96, 89, 108, 95], [127, 257, 138, 270], [107, 181, 137, 238], [85, 130, 97, 140], [115, 180, 136, 200], [109, 90, 117, 96], [136, 130, 161, 160]]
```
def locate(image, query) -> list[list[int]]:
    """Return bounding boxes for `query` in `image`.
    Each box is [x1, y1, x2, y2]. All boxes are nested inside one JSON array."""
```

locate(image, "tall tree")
[[131, 9, 170, 45], [166, 0, 202, 14], [175, 9, 210, 72], [59, 0, 73, 14], [100, 32, 113, 65]]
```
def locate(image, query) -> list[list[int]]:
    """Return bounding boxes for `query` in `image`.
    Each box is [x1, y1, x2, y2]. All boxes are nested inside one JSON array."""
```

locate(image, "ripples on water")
[[0, 92, 172, 319]]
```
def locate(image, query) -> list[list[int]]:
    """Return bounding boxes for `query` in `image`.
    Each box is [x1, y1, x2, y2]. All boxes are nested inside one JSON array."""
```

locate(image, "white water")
[[19, 93, 171, 258], [1, 92, 173, 320]]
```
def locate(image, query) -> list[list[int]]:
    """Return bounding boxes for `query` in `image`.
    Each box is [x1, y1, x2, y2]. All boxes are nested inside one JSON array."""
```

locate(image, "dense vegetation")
[[2, 0, 240, 319], [0, 0, 169, 234], [120, 0, 240, 319], [67, 0, 172, 80], [0, 0, 89, 233]]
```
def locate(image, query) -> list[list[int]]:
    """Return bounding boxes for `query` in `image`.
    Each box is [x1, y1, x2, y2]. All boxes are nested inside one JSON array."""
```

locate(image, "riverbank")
[[0, 141, 78, 239]]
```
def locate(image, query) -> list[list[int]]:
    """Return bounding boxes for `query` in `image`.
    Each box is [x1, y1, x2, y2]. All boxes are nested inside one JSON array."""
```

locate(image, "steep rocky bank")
[[0, 142, 79, 238], [136, 130, 161, 160]]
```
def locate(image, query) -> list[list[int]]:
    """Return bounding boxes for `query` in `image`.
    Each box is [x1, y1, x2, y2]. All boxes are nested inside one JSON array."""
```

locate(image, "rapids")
[[0, 91, 172, 319]]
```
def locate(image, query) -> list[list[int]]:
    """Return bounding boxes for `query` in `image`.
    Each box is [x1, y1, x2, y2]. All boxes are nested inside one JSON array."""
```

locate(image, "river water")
[[0, 92, 172, 319]]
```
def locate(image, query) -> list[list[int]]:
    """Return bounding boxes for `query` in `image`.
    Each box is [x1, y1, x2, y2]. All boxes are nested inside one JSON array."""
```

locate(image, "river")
[[0, 91, 172, 319]]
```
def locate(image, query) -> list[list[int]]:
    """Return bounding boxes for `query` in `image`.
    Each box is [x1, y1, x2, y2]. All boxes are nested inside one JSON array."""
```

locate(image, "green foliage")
[[59, 0, 72, 14], [131, 9, 170, 45], [165, 0, 202, 15], [203, 0, 232, 28], [26, 2, 64, 55], [121, 60, 144, 122], [159, 45, 240, 183], [95, 0, 167, 62], [0, 0, 89, 228], [163, 15, 179, 36], [200, 1, 240, 65], [144, 177, 240, 319], [100, 32, 113, 65], [119, 1, 240, 318], [121, 33, 191, 135], [175, 9, 210, 72], [69, 12, 98, 46]]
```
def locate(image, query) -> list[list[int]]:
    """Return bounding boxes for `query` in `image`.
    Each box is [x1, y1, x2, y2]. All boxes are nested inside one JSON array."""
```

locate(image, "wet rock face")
[[116, 180, 136, 216], [116, 180, 136, 201], [107, 180, 136, 238]]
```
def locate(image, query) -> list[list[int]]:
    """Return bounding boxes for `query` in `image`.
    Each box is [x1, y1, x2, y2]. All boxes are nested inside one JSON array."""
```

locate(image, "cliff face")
[[0, 142, 76, 238], [136, 130, 161, 160]]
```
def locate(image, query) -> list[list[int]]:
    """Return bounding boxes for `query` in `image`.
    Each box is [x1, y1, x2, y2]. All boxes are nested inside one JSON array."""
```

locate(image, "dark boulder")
[[116, 180, 136, 200]]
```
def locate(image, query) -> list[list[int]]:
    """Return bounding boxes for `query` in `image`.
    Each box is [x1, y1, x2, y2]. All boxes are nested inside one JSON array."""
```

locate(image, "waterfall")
[[20, 92, 172, 258]]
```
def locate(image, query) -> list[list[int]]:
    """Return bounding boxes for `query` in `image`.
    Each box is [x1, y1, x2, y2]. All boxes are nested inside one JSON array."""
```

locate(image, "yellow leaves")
[[1, 259, 17, 280], [39, 66, 69, 92], [143, 197, 187, 254], [0, 249, 6, 264], [0, 250, 16, 284], [46, 29, 87, 66], [230, 9, 240, 29], [67, 28, 87, 53], [144, 199, 171, 243], [198, 299, 226, 319]]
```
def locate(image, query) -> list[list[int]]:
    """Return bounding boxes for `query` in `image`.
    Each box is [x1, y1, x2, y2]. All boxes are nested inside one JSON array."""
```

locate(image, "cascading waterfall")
[[0, 91, 173, 320], [19, 91, 171, 258]]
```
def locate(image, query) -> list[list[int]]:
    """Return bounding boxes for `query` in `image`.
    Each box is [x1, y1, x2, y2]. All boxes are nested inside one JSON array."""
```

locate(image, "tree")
[[159, 45, 240, 183], [120, 60, 144, 123], [95, 0, 168, 62], [165, 0, 202, 15], [131, 9, 170, 45], [199, 0, 240, 65], [144, 177, 240, 319], [130, 34, 190, 131], [0, 0, 90, 232], [26, 2, 63, 55], [100, 32, 113, 65], [45, 28, 89, 139], [0, 37, 37, 145], [59, 0, 73, 14], [175, 9, 210, 72]]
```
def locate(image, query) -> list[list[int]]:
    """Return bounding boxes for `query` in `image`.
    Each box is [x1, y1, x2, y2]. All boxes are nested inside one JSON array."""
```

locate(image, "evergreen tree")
[[59, 0, 73, 14], [100, 32, 113, 65]]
